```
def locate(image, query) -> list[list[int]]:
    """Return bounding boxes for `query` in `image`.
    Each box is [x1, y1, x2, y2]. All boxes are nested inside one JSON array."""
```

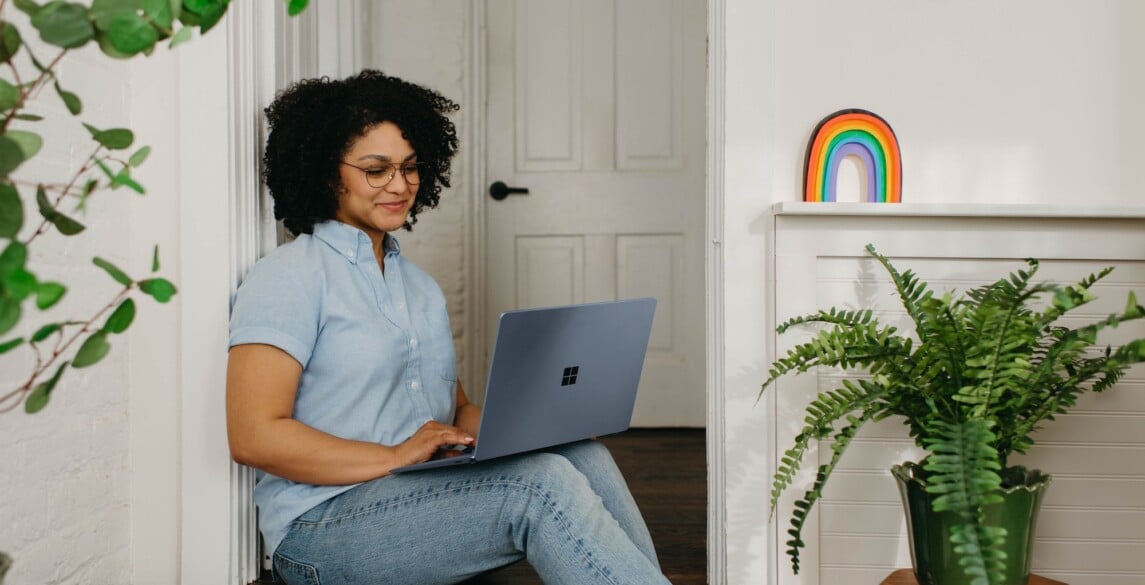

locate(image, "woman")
[[226, 70, 669, 584]]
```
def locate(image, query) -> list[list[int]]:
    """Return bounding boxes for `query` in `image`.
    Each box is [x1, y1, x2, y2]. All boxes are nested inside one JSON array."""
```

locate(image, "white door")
[[484, 0, 706, 427]]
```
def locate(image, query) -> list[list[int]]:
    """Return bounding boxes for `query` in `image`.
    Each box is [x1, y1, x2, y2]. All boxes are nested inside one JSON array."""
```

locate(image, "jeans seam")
[[273, 550, 321, 585], [293, 475, 622, 584]]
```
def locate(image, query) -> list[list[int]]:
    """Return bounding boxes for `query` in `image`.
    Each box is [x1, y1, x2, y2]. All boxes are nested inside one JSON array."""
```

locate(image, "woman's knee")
[[515, 451, 589, 487]]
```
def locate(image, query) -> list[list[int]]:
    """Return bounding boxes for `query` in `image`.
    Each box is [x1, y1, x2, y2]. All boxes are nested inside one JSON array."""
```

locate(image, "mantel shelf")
[[771, 201, 1145, 220]]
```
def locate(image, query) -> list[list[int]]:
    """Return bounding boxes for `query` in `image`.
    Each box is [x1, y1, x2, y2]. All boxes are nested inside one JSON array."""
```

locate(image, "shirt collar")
[[312, 220, 401, 264]]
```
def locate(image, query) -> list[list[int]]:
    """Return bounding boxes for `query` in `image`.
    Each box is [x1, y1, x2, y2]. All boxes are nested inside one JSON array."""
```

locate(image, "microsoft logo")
[[561, 366, 580, 386]]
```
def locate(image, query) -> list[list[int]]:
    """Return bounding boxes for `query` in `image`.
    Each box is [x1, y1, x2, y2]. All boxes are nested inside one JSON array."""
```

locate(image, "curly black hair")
[[262, 70, 460, 236]]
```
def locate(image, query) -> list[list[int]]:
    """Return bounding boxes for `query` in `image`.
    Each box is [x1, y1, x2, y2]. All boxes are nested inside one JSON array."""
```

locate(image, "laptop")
[[390, 297, 657, 473]]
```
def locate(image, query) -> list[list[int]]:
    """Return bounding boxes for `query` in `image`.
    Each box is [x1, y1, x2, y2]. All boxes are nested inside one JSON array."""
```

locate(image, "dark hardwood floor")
[[255, 428, 707, 584], [462, 428, 707, 585]]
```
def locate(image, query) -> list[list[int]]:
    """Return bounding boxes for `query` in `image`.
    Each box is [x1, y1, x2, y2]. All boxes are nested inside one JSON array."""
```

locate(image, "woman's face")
[[336, 121, 418, 240]]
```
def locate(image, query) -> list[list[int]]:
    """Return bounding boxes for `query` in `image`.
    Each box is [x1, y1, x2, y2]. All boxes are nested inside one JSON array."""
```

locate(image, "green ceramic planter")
[[892, 462, 1051, 585]]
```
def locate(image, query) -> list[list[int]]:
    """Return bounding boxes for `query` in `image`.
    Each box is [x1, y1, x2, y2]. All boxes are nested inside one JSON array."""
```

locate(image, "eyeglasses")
[[341, 161, 424, 188]]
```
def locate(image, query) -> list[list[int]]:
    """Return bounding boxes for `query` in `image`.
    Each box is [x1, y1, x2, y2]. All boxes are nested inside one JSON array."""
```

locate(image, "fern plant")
[[760, 244, 1145, 585]]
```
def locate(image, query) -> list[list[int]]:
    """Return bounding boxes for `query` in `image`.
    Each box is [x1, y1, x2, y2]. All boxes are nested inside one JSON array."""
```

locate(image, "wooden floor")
[[255, 428, 707, 584], [462, 428, 707, 585]]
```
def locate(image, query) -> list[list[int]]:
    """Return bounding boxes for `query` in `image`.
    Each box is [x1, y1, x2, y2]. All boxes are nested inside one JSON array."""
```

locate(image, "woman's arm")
[[226, 343, 474, 485], [453, 380, 482, 437]]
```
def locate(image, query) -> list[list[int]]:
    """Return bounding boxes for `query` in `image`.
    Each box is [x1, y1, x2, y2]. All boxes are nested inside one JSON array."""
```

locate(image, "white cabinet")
[[767, 203, 1145, 585]]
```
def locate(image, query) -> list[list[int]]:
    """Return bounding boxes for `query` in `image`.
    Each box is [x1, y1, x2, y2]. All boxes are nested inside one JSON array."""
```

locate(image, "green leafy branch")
[[0, 0, 310, 415], [0, 250, 174, 413]]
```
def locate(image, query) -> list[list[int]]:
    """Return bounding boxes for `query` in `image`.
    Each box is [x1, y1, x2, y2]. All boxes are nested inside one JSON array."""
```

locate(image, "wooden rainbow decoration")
[[803, 109, 901, 203]]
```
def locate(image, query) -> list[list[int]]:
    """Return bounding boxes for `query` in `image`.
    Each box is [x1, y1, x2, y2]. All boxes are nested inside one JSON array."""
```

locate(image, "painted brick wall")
[[0, 29, 137, 585]]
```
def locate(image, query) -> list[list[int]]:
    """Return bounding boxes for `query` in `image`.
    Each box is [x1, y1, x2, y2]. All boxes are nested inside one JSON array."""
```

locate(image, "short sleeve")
[[228, 253, 320, 368]]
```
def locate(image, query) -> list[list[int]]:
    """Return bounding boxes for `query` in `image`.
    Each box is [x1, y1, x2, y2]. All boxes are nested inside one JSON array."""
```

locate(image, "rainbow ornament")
[[803, 109, 902, 203]]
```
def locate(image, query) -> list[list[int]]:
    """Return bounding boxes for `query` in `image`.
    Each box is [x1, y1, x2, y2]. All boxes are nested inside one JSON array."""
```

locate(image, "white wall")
[[0, 29, 148, 585], [723, 0, 1145, 583]]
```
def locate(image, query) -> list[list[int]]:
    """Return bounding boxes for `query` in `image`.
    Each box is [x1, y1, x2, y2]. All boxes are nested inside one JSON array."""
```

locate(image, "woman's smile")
[[335, 121, 420, 241]]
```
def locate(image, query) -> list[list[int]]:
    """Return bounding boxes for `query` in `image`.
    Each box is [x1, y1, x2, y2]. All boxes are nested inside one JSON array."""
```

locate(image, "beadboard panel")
[[768, 205, 1145, 584]]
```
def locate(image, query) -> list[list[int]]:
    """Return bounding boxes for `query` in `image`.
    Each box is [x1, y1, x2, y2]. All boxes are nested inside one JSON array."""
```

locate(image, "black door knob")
[[489, 181, 529, 201]]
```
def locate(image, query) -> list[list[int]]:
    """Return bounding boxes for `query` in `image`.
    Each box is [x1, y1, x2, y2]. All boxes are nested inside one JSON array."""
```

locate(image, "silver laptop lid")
[[472, 297, 657, 460]]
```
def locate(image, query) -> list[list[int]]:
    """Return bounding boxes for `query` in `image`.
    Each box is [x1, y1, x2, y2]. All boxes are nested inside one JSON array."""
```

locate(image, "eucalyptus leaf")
[[0, 21, 23, 62], [30, 1, 95, 49], [287, 0, 308, 16], [168, 25, 193, 48], [31, 322, 61, 342], [35, 184, 54, 218], [103, 297, 135, 334], [72, 331, 110, 368], [54, 82, 81, 114], [94, 158, 116, 180], [197, 0, 228, 33], [107, 12, 158, 55], [5, 268, 38, 300], [141, 0, 175, 31], [25, 383, 51, 413], [0, 135, 28, 176], [112, 169, 144, 194], [151, 244, 160, 272], [25, 361, 70, 413], [34, 186, 82, 234], [183, 0, 213, 12], [128, 145, 151, 167], [139, 277, 176, 302], [96, 31, 134, 59], [176, 9, 199, 27], [92, 128, 134, 150], [0, 182, 23, 238], [0, 240, 27, 277], [13, 0, 44, 17], [90, 0, 143, 30], [0, 296, 21, 335], [0, 78, 21, 111], [0, 336, 23, 354], [14, 113, 44, 121], [7, 130, 43, 159], [77, 178, 97, 211], [92, 256, 133, 286], [35, 281, 66, 309]]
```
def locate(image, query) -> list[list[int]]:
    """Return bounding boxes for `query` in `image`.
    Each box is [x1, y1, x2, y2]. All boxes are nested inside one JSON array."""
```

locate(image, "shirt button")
[[411, 380, 420, 390], [410, 338, 418, 348], [345, 248, 354, 258], [396, 302, 405, 310]]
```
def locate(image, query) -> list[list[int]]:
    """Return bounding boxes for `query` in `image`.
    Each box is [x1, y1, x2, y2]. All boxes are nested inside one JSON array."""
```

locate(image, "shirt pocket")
[[414, 309, 457, 388]]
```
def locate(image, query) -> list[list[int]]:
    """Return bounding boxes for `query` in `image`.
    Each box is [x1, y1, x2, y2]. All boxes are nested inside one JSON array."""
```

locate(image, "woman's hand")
[[393, 420, 475, 468]]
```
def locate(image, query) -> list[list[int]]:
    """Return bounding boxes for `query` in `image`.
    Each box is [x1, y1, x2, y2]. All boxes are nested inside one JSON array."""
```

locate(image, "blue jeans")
[[272, 440, 669, 584]]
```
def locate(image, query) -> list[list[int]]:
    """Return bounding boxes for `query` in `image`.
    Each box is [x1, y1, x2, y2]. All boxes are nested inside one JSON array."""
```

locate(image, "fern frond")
[[769, 380, 881, 513], [949, 524, 1008, 585], [922, 419, 1003, 515], [784, 401, 881, 573], [760, 320, 910, 396], [922, 419, 1006, 585], [775, 307, 877, 334]]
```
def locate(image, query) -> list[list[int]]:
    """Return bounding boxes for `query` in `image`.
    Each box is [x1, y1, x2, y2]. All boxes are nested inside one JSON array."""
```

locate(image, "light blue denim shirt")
[[228, 220, 457, 557]]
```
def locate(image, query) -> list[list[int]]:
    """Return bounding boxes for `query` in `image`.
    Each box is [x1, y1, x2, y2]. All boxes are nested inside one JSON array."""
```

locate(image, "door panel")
[[486, 0, 705, 427]]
